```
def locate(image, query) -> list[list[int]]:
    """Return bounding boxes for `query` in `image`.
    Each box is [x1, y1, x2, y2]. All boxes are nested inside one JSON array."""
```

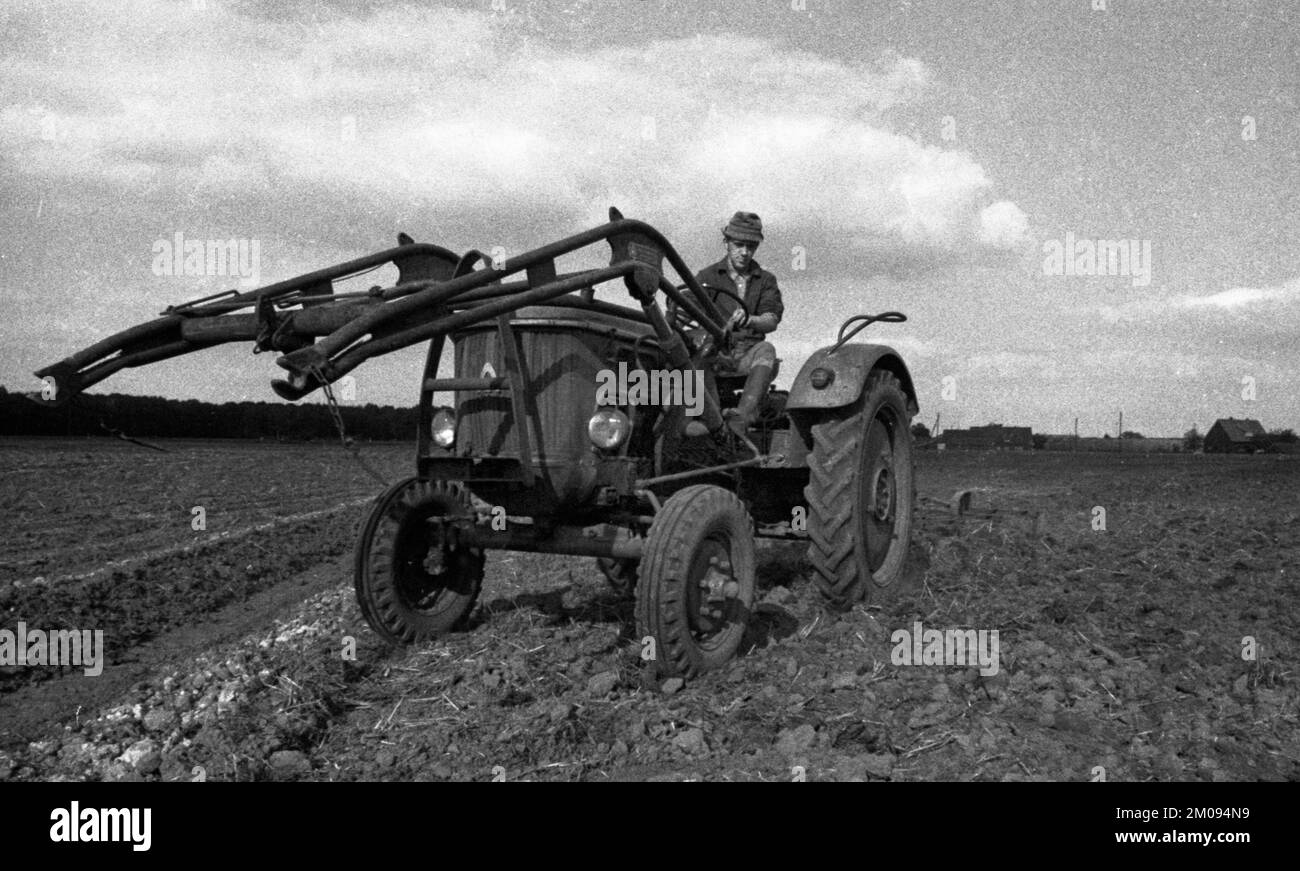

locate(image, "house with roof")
[[1204, 418, 1266, 453]]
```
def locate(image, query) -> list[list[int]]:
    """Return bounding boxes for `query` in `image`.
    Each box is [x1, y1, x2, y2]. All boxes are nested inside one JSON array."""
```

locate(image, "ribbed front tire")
[[636, 485, 756, 677], [355, 478, 485, 644]]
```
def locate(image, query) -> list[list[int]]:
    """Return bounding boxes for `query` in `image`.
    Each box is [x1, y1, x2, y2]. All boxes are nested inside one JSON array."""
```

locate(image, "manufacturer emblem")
[[481, 361, 496, 379]]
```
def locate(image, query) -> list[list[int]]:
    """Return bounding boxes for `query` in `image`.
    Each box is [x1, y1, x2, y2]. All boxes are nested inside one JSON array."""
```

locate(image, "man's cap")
[[723, 211, 764, 243]]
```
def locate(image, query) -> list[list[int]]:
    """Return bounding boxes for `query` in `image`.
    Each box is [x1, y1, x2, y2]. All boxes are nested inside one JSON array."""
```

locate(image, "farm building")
[[1204, 418, 1266, 453], [939, 424, 1033, 450], [1039, 435, 1185, 452]]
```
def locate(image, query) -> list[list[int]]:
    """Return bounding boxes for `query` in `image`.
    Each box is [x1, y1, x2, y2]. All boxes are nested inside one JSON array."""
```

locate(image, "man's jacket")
[[691, 257, 784, 355]]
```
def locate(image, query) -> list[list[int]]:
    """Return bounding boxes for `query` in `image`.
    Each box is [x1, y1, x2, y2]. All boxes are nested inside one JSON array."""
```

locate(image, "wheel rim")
[[686, 532, 742, 650], [861, 407, 901, 573]]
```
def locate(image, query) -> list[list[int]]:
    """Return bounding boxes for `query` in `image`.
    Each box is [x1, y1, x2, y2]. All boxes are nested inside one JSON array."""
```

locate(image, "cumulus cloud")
[[0, 1, 1049, 410], [979, 201, 1031, 249], [1, 1, 1025, 265]]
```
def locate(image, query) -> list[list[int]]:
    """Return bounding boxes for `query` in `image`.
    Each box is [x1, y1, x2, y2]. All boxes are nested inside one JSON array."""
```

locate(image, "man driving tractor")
[[693, 211, 783, 437]]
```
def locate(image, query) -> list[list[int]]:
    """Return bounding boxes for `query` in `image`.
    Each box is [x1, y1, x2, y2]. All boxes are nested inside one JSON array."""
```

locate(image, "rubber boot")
[[726, 363, 775, 437], [684, 368, 723, 438]]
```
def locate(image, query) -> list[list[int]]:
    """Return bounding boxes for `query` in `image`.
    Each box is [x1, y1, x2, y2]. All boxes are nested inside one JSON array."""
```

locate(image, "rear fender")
[[784, 344, 918, 414]]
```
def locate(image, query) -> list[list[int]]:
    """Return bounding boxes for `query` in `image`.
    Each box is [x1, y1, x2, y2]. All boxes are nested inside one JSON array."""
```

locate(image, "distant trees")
[[910, 422, 931, 441], [1267, 428, 1298, 443], [0, 387, 418, 441], [1120, 431, 1145, 439], [1032, 433, 1048, 450], [1183, 427, 1203, 452]]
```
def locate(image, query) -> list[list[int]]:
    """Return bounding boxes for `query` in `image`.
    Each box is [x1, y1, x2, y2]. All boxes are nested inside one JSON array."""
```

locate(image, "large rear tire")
[[802, 369, 915, 609], [355, 478, 485, 644], [636, 484, 756, 678]]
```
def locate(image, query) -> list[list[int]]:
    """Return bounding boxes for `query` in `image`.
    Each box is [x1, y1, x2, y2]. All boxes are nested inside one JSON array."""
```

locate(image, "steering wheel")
[[669, 284, 752, 332]]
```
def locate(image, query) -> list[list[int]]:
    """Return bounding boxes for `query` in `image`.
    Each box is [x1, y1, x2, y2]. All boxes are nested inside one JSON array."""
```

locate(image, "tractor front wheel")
[[355, 478, 485, 644], [636, 484, 756, 678]]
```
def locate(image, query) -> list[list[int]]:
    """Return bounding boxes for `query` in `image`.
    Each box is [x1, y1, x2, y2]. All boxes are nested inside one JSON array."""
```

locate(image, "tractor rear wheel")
[[802, 368, 915, 609], [355, 478, 485, 644], [636, 484, 756, 678]]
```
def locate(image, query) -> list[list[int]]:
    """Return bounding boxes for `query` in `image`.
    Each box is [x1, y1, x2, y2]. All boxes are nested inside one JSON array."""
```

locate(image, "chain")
[[314, 366, 389, 488]]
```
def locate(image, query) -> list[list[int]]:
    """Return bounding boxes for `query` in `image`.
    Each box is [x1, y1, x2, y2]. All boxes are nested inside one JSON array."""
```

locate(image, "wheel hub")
[[399, 515, 466, 608], [694, 550, 739, 631], [870, 464, 895, 522], [421, 517, 457, 575]]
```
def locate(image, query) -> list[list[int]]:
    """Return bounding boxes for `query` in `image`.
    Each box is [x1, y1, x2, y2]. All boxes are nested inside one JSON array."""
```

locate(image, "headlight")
[[431, 407, 456, 448], [809, 367, 835, 389], [588, 407, 631, 450]]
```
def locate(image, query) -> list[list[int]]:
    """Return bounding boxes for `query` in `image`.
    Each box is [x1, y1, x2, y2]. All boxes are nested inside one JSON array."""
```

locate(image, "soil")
[[1, 439, 1296, 782]]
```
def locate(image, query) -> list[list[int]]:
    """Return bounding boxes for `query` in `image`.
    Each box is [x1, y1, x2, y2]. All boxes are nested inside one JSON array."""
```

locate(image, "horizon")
[[2, 382, 1287, 442]]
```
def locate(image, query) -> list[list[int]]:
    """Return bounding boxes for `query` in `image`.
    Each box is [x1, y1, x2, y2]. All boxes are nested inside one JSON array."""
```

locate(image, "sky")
[[1, 0, 1296, 437]]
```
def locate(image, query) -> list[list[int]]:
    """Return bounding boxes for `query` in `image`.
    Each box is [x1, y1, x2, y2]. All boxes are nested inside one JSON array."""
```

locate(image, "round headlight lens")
[[431, 408, 456, 448], [809, 367, 835, 389], [588, 408, 631, 450]]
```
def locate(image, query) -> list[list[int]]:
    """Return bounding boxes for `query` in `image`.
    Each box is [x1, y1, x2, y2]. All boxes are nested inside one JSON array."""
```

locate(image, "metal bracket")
[[162, 289, 240, 316], [607, 207, 664, 302], [496, 313, 535, 487], [253, 294, 279, 353]]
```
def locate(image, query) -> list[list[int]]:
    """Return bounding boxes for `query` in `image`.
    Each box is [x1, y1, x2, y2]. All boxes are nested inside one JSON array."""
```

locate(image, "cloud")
[[1174, 278, 1300, 310], [961, 351, 1056, 380], [1, 2, 1025, 265], [1093, 276, 1300, 324], [979, 201, 1031, 249], [1, 1, 1059, 420]]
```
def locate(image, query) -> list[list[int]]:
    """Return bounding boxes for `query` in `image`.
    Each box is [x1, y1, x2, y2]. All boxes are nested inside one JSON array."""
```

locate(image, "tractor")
[[33, 208, 918, 677]]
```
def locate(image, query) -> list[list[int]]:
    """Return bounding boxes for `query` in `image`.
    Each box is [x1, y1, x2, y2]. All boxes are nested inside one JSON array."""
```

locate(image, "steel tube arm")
[[285, 216, 728, 377], [32, 212, 723, 407], [275, 263, 643, 398], [163, 242, 460, 316]]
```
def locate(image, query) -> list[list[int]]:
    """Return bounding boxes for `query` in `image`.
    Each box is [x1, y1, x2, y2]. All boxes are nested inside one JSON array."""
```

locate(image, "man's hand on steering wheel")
[[669, 284, 752, 360], [677, 285, 751, 330], [725, 307, 749, 331]]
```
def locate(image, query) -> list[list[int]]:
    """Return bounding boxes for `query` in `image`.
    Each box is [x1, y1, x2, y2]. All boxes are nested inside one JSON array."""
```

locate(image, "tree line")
[[909, 422, 1297, 452], [0, 386, 419, 441]]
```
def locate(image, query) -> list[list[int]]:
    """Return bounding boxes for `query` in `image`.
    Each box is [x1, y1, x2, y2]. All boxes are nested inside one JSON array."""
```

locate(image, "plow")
[[34, 208, 920, 678]]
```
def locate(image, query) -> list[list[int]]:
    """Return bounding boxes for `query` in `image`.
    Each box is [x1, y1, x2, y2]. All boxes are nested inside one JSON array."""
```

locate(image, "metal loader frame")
[[37, 209, 730, 412], [33, 209, 771, 565]]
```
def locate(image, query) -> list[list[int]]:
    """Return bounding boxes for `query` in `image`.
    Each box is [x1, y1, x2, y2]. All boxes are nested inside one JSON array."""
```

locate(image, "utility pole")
[[1073, 416, 1078, 452], [1118, 410, 1123, 453], [932, 412, 940, 437]]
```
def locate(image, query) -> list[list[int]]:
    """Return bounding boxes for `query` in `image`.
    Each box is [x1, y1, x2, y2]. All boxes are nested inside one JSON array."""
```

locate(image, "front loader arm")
[[33, 238, 461, 405], [32, 209, 732, 417]]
